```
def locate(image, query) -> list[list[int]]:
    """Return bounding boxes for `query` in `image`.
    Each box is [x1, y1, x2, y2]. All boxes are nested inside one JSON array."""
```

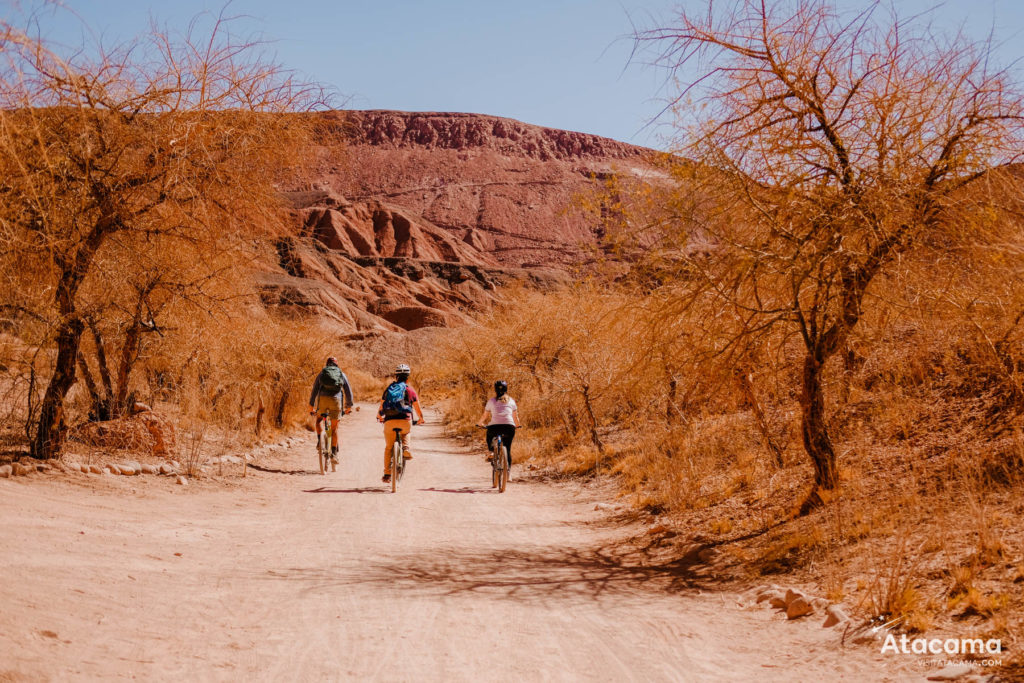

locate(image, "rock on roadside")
[[926, 664, 976, 681]]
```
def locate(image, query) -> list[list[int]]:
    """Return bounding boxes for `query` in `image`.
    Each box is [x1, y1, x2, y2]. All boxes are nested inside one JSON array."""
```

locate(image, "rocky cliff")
[[258, 110, 660, 335]]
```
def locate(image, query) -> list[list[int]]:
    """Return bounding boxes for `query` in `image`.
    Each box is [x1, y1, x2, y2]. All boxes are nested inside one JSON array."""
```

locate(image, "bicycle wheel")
[[498, 445, 509, 493], [327, 422, 336, 472], [318, 428, 327, 475], [390, 441, 400, 493], [491, 440, 499, 488]]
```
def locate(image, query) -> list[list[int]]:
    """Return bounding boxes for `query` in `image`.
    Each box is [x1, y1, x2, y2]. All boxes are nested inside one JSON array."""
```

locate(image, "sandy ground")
[[0, 404, 926, 682]]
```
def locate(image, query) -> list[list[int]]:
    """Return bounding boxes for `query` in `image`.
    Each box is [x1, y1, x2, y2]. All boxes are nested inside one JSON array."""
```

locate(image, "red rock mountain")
[[259, 110, 660, 335]]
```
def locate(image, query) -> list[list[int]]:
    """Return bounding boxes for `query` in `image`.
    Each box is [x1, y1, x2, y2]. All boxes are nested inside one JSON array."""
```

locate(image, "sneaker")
[[403, 451, 413, 460], [330, 456, 339, 465], [381, 473, 391, 483]]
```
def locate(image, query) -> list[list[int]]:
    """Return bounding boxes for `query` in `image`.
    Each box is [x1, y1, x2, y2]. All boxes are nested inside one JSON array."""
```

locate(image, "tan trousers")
[[383, 419, 411, 470]]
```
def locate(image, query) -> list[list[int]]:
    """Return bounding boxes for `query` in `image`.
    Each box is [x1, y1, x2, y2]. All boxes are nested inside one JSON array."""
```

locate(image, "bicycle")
[[479, 426, 509, 493], [316, 411, 336, 475], [388, 420, 416, 492]]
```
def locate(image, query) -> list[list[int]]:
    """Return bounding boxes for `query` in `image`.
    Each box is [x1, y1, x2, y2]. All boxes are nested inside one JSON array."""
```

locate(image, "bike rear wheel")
[[497, 445, 509, 493], [390, 442, 401, 493], [318, 427, 328, 475]]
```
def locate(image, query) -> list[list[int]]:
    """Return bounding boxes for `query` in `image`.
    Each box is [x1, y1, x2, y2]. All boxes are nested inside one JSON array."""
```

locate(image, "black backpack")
[[318, 365, 344, 394]]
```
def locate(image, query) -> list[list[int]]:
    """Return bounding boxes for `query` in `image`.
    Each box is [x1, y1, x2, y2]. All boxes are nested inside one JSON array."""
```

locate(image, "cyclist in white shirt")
[[476, 380, 521, 468]]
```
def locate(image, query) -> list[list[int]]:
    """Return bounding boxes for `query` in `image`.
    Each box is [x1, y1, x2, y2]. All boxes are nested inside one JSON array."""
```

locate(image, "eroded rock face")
[[311, 111, 661, 268], [262, 110, 659, 334]]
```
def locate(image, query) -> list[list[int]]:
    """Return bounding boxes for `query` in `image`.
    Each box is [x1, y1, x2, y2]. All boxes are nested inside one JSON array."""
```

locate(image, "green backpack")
[[319, 365, 344, 394]]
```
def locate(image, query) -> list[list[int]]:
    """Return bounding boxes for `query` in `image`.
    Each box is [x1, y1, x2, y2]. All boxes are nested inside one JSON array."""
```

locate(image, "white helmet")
[[395, 363, 411, 375]]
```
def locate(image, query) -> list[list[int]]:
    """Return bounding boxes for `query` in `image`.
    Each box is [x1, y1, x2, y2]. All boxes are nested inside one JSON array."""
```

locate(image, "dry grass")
[[424, 272, 1024, 645]]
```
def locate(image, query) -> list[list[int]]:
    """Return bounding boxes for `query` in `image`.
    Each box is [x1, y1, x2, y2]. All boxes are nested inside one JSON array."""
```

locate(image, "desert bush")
[[0, 9, 328, 458]]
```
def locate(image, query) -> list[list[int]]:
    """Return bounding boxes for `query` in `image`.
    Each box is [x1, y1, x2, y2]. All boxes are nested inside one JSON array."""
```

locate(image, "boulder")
[[89, 465, 104, 474], [786, 597, 813, 619], [118, 465, 136, 476], [176, 475, 188, 486], [107, 464, 122, 475], [822, 605, 848, 628], [140, 464, 159, 475], [159, 463, 174, 475], [12, 462, 33, 476], [927, 665, 976, 681], [0, 464, 11, 478]]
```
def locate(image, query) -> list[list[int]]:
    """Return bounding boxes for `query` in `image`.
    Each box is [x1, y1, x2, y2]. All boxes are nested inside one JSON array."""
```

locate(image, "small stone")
[[170, 460, 181, 469], [107, 464, 122, 475], [822, 605, 848, 628], [140, 464, 159, 475], [118, 465, 136, 476], [927, 665, 976, 681], [0, 464, 11, 478], [594, 502, 616, 512], [758, 590, 785, 605], [176, 475, 188, 486], [786, 597, 813, 619], [159, 463, 173, 475], [89, 465, 103, 474], [123, 461, 142, 474], [784, 588, 806, 605], [12, 462, 32, 476]]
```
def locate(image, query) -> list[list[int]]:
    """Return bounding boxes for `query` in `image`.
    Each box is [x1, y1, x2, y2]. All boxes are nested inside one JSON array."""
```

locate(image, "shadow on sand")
[[260, 537, 716, 603], [302, 486, 389, 494]]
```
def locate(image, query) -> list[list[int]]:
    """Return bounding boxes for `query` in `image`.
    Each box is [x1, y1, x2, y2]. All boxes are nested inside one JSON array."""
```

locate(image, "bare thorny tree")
[[0, 13, 329, 459], [630, 0, 1024, 511]]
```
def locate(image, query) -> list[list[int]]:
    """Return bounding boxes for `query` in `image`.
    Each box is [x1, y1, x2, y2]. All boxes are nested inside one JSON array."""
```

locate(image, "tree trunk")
[[274, 389, 289, 427], [580, 383, 605, 455], [31, 319, 84, 459], [798, 351, 837, 513], [736, 369, 784, 468]]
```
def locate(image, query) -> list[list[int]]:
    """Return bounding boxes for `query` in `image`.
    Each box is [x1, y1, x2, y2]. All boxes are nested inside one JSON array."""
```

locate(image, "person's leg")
[[398, 421, 411, 457], [383, 422, 398, 474], [330, 418, 339, 449], [501, 425, 516, 465], [485, 425, 498, 460]]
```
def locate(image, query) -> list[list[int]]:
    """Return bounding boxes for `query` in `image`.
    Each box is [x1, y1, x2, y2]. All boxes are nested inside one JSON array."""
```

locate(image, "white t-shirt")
[[486, 397, 518, 426]]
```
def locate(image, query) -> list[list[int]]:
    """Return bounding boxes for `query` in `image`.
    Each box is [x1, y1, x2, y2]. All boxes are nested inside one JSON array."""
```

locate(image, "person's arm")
[[408, 386, 425, 423], [340, 372, 354, 412], [376, 399, 384, 422], [308, 376, 321, 412], [477, 402, 490, 427], [513, 408, 522, 428]]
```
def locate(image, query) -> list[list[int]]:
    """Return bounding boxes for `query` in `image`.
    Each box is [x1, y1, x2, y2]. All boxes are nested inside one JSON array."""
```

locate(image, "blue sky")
[[8, 1, 1024, 149]]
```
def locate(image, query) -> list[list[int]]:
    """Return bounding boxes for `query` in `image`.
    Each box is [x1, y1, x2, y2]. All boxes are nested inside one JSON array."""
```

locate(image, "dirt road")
[[0, 405, 915, 681]]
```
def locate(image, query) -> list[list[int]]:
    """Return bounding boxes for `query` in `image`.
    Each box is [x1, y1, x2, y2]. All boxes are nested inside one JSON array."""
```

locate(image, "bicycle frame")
[[316, 412, 335, 475], [389, 426, 405, 492], [489, 430, 509, 493]]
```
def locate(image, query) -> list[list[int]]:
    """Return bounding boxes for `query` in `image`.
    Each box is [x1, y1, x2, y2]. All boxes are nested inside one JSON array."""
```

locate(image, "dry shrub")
[[428, 282, 791, 514], [71, 412, 175, 457]]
